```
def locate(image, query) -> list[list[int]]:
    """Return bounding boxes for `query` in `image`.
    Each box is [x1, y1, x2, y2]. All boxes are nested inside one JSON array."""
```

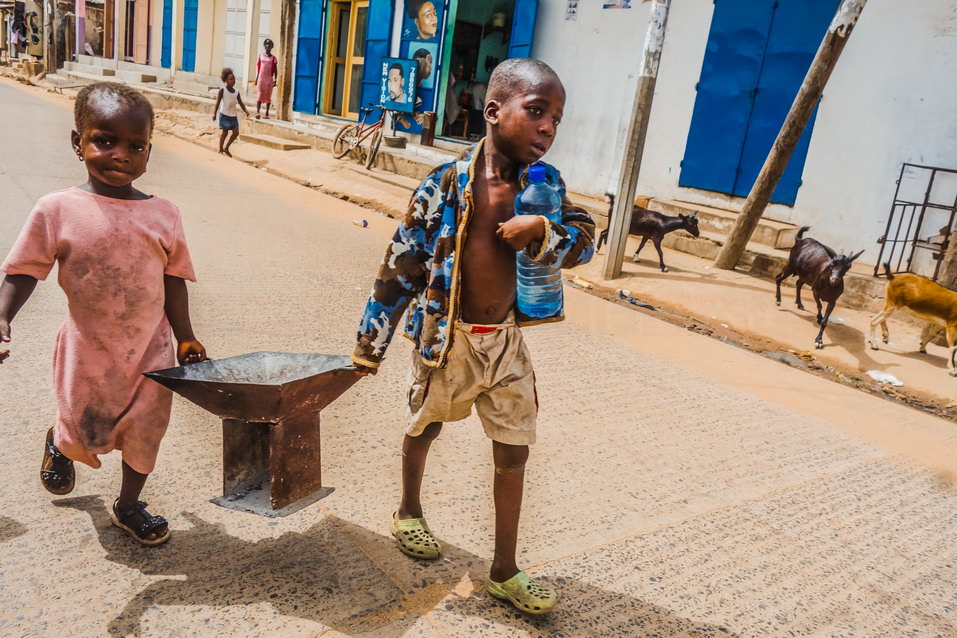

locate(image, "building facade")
[[288, 0, 957, 267]]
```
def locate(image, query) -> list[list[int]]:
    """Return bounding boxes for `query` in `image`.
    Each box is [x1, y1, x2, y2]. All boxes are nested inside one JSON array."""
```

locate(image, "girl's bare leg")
[[224, 130, 239, 157], [117, 461, 168, 541], [218, 129, 228, 153]]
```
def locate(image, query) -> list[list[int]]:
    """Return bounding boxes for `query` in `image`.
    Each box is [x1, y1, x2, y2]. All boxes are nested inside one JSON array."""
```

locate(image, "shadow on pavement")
[[57, 496, 740, 637], [0, 516, 27, 544]]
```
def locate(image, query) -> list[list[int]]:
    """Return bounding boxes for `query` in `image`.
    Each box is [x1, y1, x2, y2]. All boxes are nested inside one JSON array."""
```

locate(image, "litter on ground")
[[867, 370, 904, 387]]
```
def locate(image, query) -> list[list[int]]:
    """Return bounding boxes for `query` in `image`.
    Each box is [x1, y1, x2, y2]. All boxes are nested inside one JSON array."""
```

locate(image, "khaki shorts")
[[407, 315, 538, 445]]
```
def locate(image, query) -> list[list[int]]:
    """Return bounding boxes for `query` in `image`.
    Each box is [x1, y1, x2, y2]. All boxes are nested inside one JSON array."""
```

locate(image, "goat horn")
[[849, 249, 865, 262]]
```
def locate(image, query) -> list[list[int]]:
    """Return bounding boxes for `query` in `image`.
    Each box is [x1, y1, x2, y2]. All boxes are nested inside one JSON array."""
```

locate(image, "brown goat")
[[868, 264, 957, 376], [775, 227, 863, 349]]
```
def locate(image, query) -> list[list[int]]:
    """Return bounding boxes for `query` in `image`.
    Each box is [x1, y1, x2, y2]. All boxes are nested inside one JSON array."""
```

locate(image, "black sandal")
[[40, 427, 75, 495], [110, 499, 171, 546]]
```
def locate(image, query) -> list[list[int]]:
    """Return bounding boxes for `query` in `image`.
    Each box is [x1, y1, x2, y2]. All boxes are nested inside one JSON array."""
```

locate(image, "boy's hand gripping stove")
[[145, 352, 359, 517]]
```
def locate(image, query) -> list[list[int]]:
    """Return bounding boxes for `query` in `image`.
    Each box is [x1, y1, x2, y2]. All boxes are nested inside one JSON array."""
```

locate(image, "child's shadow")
[[57, 496, 741, 637]]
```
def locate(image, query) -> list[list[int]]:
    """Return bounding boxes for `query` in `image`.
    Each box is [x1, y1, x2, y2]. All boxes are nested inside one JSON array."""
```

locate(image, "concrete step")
[[649, 199, 800, 250], [113, 68, 158, 83], [239, 133, 310, 151], [65, 61, 115, 77], [77, 54, 115, 68]]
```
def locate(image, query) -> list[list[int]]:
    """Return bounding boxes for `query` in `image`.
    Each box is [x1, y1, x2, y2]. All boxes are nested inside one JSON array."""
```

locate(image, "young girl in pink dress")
[[254, 39, 278, 120], [0, 82, 207, 546]]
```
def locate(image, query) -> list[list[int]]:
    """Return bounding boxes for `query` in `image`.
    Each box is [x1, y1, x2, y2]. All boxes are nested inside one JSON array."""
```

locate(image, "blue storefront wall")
[[294, 0, 326, 114], [679, 0, 840, 206], [161, 0, 173, 69], [181, 0, 198, 72], [293, 0, 394, 118]]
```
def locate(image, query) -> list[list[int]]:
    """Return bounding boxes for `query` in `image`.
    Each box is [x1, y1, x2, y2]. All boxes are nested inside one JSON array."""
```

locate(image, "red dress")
[[256, 53, 277, 104]]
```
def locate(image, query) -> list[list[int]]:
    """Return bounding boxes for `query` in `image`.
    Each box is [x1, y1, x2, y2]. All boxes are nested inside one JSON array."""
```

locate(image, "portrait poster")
[[380, 58, 418, 114], [404, 41, 438, 90], [403, 0, 442, 41]]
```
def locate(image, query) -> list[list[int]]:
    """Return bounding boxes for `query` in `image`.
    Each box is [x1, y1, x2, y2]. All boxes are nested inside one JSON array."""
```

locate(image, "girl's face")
[[415, 2, 438, 39], [71, 99, 152, 188], [225, 73, 236, 88], [264, 41, 273, 54]]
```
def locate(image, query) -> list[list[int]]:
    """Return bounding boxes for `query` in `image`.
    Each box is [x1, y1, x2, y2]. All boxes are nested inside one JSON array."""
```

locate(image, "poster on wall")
[[404, 41, 437, 90], [380, 58, 418, 114], [404, 0, 442, 41], [602, 1, 632, 8], [566, 1, 579, 20]]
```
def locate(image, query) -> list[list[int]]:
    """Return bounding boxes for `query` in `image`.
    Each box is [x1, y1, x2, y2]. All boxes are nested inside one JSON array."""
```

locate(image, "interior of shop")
[[441, 0, 514, 141]]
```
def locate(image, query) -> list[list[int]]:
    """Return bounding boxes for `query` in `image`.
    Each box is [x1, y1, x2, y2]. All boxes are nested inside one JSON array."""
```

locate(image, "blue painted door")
[[294, 0, 327, 114], [182, 0, 198, 72], [358, 0, 393, 121], [679, 0, 840, 206], [508, 0, 539, 59], [161, 0, 172, 69]]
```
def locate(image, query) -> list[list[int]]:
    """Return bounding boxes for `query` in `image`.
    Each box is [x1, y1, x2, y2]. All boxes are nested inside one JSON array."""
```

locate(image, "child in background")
[[0, 82, 207, 546], [254, 39, 278, 120], [213, 67, 249, 157]]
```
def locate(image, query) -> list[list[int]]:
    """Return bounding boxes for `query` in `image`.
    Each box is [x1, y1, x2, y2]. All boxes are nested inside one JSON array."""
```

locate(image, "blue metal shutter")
[[161, 0, 172, 68], [731, 0, 839, 205], [293, 0, 327, 114], [182, 0, 198, 72], [359, 0, 394, 122], [679, 0, 775, 195], [507, 0, 539, 59]]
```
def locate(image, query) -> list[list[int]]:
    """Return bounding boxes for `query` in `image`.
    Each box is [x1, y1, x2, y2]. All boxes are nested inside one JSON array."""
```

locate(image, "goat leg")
[[652, 237, 668, 272], [919, 323, 941, 354], [774, 269, 791, 307], [868, 304, 893, 350], [814, 293, 823, 325], [795, 280, 806, 311], [596, 228, 607, 252], [947, 324, 957, 377], [815, 301, 835, 350], [633, 236, 649, 264]]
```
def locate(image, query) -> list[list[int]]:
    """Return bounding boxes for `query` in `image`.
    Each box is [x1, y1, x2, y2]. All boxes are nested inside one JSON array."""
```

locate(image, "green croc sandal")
[[485, 571, 557, 615], [389, 512, 441, 560]]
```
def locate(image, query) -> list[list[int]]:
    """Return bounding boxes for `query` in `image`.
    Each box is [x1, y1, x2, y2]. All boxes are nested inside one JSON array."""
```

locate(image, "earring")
[[76, 153, 84, 161]]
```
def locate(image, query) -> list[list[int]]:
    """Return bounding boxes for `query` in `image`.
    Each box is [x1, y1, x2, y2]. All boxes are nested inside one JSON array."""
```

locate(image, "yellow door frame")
[[322, 0, 368, 120]]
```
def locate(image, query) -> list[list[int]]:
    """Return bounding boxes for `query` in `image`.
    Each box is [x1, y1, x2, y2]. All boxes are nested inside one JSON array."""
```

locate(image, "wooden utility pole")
[[602, 0, 671, 280], [276, 0, 297, 122], [714, 0, 868, 270]]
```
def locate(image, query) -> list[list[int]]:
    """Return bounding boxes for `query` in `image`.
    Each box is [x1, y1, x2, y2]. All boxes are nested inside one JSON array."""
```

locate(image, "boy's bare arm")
[[163, 275, 207, 365], [0, 274, 39, 363], [496, 215, 545, 251]]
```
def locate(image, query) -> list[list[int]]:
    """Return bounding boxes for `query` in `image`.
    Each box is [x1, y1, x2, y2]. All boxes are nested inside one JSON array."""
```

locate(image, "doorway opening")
[[440, 0, 514, 141], [322, 0, 368, 120]]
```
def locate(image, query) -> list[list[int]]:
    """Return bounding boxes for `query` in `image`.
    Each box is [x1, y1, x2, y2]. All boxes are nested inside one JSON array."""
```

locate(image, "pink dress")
[[1, 188, 196, 474], [256, 53, 276, 104]]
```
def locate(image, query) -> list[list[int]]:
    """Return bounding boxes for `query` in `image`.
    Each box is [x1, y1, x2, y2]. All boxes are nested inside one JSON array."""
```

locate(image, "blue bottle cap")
[[528, 164, 546, 183]]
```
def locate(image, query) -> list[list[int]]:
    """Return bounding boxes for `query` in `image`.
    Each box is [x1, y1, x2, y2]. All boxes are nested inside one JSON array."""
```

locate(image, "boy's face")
[[485, 77, 565, 165], [415, 2, 437, 39], [388, 68, 405, 100], [71, 98, 152, 188]]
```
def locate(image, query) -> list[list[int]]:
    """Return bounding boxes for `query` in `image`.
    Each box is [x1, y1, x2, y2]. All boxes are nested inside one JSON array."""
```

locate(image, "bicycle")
[[331, 104, 399, 169]]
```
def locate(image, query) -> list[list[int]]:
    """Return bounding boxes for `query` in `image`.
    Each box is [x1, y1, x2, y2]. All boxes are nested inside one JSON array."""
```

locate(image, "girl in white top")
[[212, 68, 250, 157]]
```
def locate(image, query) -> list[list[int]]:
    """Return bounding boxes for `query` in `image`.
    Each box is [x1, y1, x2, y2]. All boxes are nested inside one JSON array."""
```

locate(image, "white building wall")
[[535, 0, 957, 265], [531, 0, 646, 197]]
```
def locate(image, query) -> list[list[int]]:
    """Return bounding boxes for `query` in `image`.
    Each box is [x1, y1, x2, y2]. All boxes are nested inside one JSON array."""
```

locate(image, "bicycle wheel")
[[365, 130, 383, 169], [332, 123, 360, 159]]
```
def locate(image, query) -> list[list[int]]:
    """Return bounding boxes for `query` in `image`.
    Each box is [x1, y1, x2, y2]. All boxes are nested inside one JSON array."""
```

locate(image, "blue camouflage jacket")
[[352, 139, 595, 370]]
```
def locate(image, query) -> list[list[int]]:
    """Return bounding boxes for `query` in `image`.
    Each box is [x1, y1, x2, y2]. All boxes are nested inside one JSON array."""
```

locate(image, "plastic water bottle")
[[516, 165, 563, 317]]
